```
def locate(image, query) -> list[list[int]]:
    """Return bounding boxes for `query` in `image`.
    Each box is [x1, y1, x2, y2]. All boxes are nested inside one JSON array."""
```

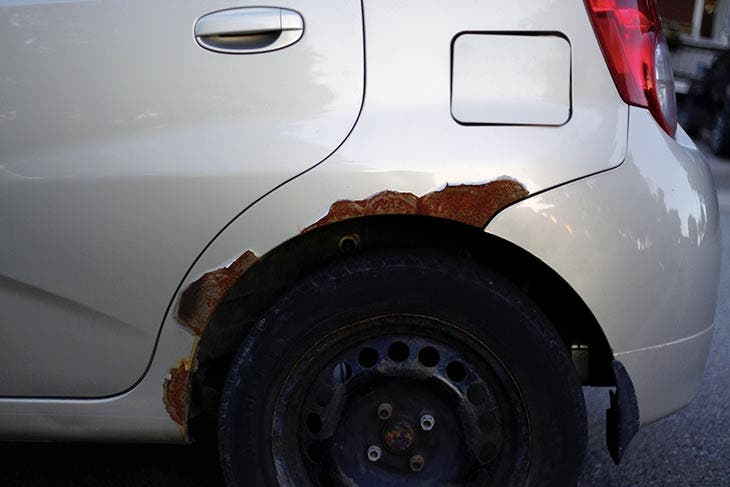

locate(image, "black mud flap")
[[605, 360, 640, 464]]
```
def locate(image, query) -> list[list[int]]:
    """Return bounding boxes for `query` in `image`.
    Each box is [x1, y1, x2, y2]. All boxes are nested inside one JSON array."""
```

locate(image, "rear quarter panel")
[[0, 0, 633, 438]]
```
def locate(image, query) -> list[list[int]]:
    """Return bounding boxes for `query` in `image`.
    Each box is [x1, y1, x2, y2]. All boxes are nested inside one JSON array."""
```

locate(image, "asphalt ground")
[[0, 146, 728, 487]]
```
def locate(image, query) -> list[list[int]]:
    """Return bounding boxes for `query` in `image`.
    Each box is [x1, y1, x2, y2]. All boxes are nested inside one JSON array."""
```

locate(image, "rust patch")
[[383, 421, 417, 452], [166, 178, 527, 432], [169, 251, 257, 432], [302, 179, 529, 233], [177, 250, 259, 336], [163, 359, 192, 430]]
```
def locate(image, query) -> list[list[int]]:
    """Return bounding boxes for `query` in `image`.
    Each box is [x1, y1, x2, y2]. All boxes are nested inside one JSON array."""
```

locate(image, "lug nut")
[[367, 445, 382, 462], [420, 414, 435, 431], [377, 403, 393, 420], [409, 454, 425, 472]]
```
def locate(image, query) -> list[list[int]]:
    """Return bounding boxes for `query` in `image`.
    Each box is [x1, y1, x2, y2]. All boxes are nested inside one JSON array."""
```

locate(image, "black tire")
[[710, 109, 730, 157], [219, 250, 586, 487]]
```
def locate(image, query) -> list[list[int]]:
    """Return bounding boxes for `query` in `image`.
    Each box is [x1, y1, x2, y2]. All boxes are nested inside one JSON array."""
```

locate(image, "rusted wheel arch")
[[183, 215, 615, 439]]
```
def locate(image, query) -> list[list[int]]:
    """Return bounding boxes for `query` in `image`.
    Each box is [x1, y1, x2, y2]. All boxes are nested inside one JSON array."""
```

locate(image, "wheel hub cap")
[[382, 419, 416, 452], [270, 315, 529, 486]]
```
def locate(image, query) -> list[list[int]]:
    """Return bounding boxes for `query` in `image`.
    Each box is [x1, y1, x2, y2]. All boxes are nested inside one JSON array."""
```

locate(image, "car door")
[[0, 0, 364, 396]]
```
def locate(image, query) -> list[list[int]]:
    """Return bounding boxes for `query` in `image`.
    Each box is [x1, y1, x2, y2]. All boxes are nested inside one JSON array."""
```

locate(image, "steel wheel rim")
[[270, 315, 530, 487]]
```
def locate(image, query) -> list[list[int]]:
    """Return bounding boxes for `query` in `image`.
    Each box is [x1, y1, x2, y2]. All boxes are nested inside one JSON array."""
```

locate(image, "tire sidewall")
[[219, 250, 586, 487]]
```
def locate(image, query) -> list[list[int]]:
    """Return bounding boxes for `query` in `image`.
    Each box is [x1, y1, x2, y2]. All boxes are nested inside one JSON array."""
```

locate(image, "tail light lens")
[[584, 0, 677, 137]]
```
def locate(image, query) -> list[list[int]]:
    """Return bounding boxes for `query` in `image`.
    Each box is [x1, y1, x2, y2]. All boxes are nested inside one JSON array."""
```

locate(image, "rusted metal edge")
[[165, 251, 259, 431], [163, 358, 193, 433], [176, 250, 259, 336], [166, 179, 529, 430], [301, 179, 529, 233]]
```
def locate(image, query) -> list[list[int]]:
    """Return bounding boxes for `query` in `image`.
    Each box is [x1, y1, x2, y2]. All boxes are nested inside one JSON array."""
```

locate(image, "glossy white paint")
[[451, 34, 571, 125], [615, 325, 713, 425], [488, 108, 721, 424], [170, 0, 629, 290], [0, 0, 718, 441], [0, 0, 365, 396], [0, 0, 626, 399]]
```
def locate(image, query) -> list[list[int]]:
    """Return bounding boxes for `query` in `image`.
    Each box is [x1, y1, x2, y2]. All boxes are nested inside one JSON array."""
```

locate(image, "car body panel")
[[0, 0, 718, 443], [169, 0, 630, 316], [0, 107, 715, 440], [0, 0, 627, 399], [488, 108, 721, 424], [615, 323, 714, 425], [0, 0, 365, 396]]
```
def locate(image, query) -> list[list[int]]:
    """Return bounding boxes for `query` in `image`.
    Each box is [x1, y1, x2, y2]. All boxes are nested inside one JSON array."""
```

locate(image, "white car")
[[0, 0, 721, 485]]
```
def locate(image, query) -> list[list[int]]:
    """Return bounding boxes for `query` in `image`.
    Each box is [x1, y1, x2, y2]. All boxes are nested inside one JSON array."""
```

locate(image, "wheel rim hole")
[[467, 383, 487, 405], [358, 347, 379, 368], [332, 361, 352, 384], [388, 341, 410, 362], [306, 413, 322, 434], [315, 384, 332, 407], [417, 346, 440, 367], [446, 361, 467, 382]]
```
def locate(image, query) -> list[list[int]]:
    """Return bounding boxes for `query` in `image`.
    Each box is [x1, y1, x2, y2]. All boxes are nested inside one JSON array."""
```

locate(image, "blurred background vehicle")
[[680, 48, 730, 154], [661, 0, 730, 155]]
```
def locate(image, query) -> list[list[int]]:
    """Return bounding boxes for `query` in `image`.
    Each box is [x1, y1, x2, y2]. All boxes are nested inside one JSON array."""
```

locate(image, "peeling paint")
[[163, 359, 193, 431], [302, 179, 529, 233], [170, 251, 258, 431], [177, 250, 259, 336], [176, 179, 526, 338], [168, 179, 528, 431]]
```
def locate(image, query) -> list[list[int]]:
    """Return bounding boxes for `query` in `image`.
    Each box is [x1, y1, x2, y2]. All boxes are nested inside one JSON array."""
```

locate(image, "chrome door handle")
[[194, 7, 304, 54]]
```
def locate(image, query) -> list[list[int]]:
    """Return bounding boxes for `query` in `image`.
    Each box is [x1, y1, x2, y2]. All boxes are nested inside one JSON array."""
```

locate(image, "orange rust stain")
[[163, 360, 192, 429], [383, 424, 416, 452], [302, 179, 529, 233], [167, 179, 527, 431], [170, 251, 257, 432], [177, 250, 259, 336]]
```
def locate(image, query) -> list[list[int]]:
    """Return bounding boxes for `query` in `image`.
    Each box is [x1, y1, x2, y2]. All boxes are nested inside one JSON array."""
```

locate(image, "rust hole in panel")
[[177, 250, 259, 336], [302, 179, 529, 233], [163, 360, 192, 430]]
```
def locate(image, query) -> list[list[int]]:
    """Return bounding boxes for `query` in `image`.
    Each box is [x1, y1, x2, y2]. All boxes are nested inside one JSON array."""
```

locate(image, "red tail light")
[[585, 0, 677, 137]]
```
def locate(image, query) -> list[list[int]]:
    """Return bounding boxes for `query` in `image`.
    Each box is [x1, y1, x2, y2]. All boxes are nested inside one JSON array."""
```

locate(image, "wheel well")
[[188, 215, 615, 438]]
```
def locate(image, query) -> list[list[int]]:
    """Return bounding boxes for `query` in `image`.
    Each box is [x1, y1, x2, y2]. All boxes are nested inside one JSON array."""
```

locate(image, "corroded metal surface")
[[175, 179, 527, 340], [383, 420, 416, 452], [169, 252, 259, 430], [168, 180, 528, 430], [176, 250, 259, 336], [163, 360, 192, 431], [302, 179, 529, 233]]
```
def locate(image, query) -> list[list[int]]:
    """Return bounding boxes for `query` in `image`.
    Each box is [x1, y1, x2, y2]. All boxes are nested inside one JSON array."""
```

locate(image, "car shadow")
[[0, 441, 224, 487]]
